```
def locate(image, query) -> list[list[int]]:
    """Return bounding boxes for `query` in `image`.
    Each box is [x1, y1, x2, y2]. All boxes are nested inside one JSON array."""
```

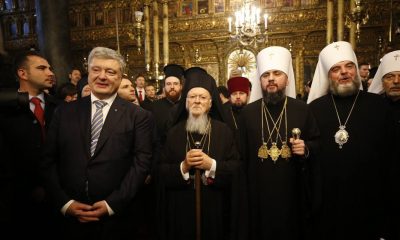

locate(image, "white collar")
[[90, 92, 117, 106]]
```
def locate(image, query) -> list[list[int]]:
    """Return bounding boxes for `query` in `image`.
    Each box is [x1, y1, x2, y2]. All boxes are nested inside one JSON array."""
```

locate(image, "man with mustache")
[[224, 76, 251, 147], [151, 64, 184, 145], [369, 50, 400, 104], [157, 67, 246, 240], [369, 50, 400, 239], [308, 41, 394, 240], [240, 46, 320, 240]]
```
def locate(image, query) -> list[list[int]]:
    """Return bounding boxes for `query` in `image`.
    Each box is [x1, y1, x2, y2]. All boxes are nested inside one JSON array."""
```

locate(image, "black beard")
[[263, 90, 285, 104]]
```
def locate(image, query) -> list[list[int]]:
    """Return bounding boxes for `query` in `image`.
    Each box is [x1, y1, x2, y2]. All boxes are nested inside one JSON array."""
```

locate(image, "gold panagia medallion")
[[334, 125, 349, 149], [281, 142, 292, 159], [268, 142, 281, 162], [258, 142, 269, 161]]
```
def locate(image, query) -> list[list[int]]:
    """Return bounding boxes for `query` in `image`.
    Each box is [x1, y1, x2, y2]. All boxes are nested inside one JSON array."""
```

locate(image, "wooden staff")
[[194, 141, 201, 240]]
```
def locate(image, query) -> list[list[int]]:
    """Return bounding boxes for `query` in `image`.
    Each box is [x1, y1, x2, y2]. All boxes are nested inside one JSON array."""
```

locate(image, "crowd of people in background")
[[0, 41, 398, 240]]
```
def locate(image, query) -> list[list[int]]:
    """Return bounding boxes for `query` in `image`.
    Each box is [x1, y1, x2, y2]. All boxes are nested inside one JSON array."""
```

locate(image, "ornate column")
[[349, 0, 357, 49], [115, 1, 120, 53], [326, 0, 334, 44], [337, 0, 344, 41], [153, 0, 160, 78], [295, 47, 304, 94], [162, 0, 169, 66], [35, 0, 71, 85], [144, 0, 151, 71]]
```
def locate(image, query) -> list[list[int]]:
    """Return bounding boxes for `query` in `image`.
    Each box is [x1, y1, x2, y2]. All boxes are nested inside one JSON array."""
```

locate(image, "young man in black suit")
[[42, 47, 152, 239], [0, 51, 58, 238]]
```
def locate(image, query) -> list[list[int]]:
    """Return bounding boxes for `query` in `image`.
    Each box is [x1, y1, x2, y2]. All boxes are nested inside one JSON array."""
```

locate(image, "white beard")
[[186, 113, 209, 134], [330, 77, 360, 97]]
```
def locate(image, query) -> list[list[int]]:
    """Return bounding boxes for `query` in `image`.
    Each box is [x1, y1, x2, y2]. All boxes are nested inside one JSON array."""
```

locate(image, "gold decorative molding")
[[1, 0, 398, 84]]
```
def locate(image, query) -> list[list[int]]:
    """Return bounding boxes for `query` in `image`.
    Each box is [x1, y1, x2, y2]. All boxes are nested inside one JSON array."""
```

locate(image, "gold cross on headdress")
[[334, 44, 340, 50], [268, 53, 275, 59], [394, 54, 400, 61]]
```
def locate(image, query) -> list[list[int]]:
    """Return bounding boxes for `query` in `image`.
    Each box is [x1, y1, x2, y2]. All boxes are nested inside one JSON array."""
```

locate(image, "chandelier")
[[228, 0, 268, 47], [346, 0, 369, 42], [145, 63, 165, 93], [128, 11, 145, 52]]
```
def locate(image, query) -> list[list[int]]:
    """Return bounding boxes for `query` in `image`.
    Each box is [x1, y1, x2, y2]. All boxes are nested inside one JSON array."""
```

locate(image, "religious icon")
[[281, 142, 292, 159], [268, 142, 281, 162], [214, 0, 224, 13], [181, 0, 192, 16], [258, 142, 269, 160]]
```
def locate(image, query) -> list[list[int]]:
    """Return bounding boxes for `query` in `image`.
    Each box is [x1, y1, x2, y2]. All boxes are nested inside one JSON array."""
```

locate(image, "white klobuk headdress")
[[369, 50, 400, 94], [256, 46, 296, 99], [307, 41, 361, 103]]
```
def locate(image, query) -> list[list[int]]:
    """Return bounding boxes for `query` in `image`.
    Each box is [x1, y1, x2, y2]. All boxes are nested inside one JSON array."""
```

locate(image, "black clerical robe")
[[223, 103, 243, 149], [151, 97, 178, 144], [385, 97, 400, 239], [240, 97, 320, 240], [157, 119, 246, 240], [309, 91, 393, 240]]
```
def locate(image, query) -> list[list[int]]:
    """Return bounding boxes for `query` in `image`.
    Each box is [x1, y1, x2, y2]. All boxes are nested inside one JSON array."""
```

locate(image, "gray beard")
[[387, 91, 400, 99], [263, 89, 286, 104], [330, 77, 360, 97], [186, 113, 209, 134]]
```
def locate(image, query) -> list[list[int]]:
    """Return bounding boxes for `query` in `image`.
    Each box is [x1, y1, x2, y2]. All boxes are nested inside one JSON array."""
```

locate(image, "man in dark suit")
[[134, 73, 146, 103], [0, 51, 58, 238], [42, 47, 152, 239]]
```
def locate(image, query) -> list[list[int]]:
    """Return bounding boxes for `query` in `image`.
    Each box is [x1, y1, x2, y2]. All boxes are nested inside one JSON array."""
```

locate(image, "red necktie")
[[138, 90, 143, 102], [31, 97, 45, 139]]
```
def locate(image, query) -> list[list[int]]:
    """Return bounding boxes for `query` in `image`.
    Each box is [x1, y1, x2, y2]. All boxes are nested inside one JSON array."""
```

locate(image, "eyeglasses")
[[187, 95, 210, 102]]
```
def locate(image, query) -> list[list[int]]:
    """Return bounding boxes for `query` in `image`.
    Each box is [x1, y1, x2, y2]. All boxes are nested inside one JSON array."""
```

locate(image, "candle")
[[235, 11, 240, 27], [228, 17, 232, 32], [264, 14, 268, 30]]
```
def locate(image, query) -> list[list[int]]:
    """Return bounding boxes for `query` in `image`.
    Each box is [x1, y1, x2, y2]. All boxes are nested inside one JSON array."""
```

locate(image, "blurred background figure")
[[358, 62, 370, 90], [141, 83, 157, 111], [57, 82, 78, 102], [68, 68, 82, 86], [217, 85, 230, 105], [118, 75, 140, 105]]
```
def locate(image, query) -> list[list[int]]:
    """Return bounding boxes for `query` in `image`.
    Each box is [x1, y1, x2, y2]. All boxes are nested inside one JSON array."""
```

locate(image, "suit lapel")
[[78, 97, 92, 158], [92, 96, 126, 158]]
